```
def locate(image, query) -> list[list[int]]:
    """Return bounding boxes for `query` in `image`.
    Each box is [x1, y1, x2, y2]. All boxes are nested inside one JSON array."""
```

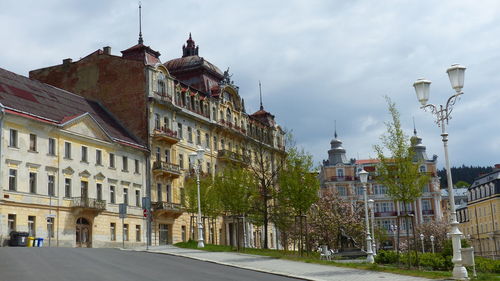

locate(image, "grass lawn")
[[174, 241, 498, 280]]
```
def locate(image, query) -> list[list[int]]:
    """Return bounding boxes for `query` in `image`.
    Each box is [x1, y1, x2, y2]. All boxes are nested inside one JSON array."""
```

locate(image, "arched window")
[[226, 108, 232, 123]]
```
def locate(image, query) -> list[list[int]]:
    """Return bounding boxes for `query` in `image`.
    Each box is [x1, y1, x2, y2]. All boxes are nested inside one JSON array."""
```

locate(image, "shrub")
[[375, 250, 399, 264], [419, 253, 447, 271], [474, 256, 500, 273]]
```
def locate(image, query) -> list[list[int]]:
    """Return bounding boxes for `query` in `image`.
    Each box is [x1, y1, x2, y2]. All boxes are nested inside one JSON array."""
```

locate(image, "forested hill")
[[437, 165, 494, 188]]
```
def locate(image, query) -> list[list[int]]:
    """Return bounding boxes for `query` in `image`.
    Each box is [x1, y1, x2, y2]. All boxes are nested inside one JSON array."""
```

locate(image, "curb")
[[132, 248, 317, 281]]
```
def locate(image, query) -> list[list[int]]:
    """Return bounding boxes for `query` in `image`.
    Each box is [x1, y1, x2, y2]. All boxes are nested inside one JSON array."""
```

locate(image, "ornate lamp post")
[[189, 147, 205, 248], [413, 64, 468, 280], [390, 224, 399, 252], [430, 235, 435, 254], [368, 199, 376, 255], [360, 169, 374, 263], [420, 233, 425, 253]]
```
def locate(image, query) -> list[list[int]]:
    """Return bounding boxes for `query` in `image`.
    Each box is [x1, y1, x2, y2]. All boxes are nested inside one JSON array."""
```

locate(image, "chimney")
[[103, 46, 111, 55], [62, 58, 72, 65]]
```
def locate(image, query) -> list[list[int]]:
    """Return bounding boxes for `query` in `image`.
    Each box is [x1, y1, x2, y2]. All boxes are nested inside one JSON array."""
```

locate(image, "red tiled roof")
[[0, 67, 144, 149]]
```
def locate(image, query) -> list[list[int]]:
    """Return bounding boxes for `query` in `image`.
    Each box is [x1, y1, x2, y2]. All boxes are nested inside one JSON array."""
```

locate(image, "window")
[[81, 146, 88, 162], [28, 216, 36, 236], [163, 117, 170, 130], [179, 154, 184, 169], [154, 113, 160, 130], [374, 185, 388, 195], [157, 183, 162, 202], [110, 223, 116, 241], [64, 142, 71, 159], [122, 156, 128, 171], [136, 225, 141, 242], [221, 139, 225, 150], [29, 172, 37, 194], [47, 217, 54, 238], [205, 133, 210, 148], [423, 184, 430, 193], [356, 186, 364, 195], [123, 224, 129, 241], [48, 175, 55, 196], [178, 123, 183, 139], [187, 127, 193, 143], [166, 185, 171, 203], [9, 129, 18, 147], [156, 147, 161, 161], [48, 138, 56, 156], [207, 162, 211, 174], [135, 159, 139, 173], [196, 130, 201, 145], [29, 134, 37, 151], [419, 165, 426, 173], [110, 186, 116, 204], [164, 149, 170, 163], [337, 186, 346, 196], [65, 178, 71, 197], [97, 183, 102, 201], [135, 190, 140, 207], [8, 169, 17, 191], [96, 150, 102, 165], [336, 169, 344, 178], [109, 153, 115, 168], [123, 188, 128, 205], [213, 136, 218, 150], [8, 214, 16, 234]]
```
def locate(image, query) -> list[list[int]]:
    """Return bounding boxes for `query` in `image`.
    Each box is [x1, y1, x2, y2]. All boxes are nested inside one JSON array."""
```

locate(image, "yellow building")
[[0, 68, 148, 247], [30, 34, 286, 248], [458, 165, 500, 258]]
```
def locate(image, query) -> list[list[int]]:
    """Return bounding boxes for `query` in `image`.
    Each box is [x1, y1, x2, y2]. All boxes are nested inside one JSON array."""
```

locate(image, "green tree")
[[274, 146, 319, 254], [374, 97, 430, 267], [213, 165, 257, 249]]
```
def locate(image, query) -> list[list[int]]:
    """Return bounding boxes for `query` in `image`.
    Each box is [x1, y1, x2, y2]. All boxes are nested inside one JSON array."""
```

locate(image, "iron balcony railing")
[[152, 201, 183, 212], [217, 149, 250, 163], [71, 197, 106, 210], [153, 161, 181, 175]]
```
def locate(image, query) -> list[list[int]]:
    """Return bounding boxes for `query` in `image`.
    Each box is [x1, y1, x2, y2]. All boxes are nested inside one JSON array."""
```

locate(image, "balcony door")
[[76, 217, 91, 248], [81, 181, 88, 200]]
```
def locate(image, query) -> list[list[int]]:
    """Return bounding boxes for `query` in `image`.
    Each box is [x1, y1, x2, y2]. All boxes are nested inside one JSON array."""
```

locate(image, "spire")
[[334, 120, 338, 139], [138, 2, 143, 44], [259, 80, 263, 110], [182, 33, 199, 57]]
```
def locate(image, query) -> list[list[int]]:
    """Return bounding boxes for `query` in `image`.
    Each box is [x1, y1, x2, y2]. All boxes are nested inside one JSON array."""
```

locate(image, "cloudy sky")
[[2, 0, 499, 169]]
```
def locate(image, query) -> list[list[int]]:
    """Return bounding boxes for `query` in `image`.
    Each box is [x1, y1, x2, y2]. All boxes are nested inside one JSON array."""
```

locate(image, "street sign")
[[119, 203, 127, 218], [142, 197, 151, 209], [143, 209, 148, 218]]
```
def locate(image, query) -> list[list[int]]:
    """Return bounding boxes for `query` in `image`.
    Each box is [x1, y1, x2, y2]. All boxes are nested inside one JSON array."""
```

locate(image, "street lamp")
[[189, 147, 205, 248], [430, 235, 435, 254], [360, 169, 374, 263], [420, 233, 425, 253], [390, 224, 399, 252], [413, 64, 468, 280], [368, 199, 376, 255]]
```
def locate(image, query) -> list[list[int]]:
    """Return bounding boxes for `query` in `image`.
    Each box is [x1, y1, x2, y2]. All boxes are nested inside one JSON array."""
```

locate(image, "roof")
[[165, 55, 223, 77], [121, 43, 161, 66], [0, 67, 144, 149], [356, 159, 380, 165], [441, 188, 468, 197]]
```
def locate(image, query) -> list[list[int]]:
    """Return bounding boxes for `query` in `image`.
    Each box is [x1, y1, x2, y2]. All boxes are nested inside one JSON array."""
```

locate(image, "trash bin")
[[35, 238, 44, 247], [27, 236, 35, 247], [9, 232, 29, 247]]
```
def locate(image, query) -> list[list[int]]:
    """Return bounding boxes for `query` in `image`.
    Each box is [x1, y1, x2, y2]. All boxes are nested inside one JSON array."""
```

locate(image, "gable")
[[62, 114, 111, 142]]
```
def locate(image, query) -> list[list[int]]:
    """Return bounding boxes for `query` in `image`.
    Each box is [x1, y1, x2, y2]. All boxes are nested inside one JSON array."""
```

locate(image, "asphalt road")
[[0, 248, 302, 281]]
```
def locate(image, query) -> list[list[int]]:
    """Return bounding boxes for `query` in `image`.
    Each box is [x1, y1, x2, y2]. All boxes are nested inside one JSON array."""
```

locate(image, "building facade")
[[319, 131, 442, 249], [457, 165, 500, 258], [30, 34, 286, 247], [0, 68, 148, 247]]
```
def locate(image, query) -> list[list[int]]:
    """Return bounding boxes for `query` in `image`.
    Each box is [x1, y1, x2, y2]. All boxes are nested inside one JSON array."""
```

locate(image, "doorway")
[[159, 224, 170, 245], [76, 217, 91, 248]]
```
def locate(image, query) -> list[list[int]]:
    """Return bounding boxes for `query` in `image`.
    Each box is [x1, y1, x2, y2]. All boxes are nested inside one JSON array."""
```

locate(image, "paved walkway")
[[132, 245, 437, 281]]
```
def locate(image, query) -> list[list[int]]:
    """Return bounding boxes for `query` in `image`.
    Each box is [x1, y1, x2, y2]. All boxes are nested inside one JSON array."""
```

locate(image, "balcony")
[[217, 149, 250, 165], [375, 211, 398, 217], [399, 211, 415, 216], [152, 201, 184, 218], [153, 161, 181, 178], [152, 127, 180, 144], [71, 197, 106, 213], [422, 209, 434, 215]]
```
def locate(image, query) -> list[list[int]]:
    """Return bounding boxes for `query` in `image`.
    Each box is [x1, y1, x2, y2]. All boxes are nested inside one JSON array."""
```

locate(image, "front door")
[[159, 224, 169, 245], [76, 217, 91, 248]]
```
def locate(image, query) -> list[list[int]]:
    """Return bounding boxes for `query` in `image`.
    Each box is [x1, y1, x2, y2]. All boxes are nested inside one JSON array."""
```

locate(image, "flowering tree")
[[307, 190, 364, 251]]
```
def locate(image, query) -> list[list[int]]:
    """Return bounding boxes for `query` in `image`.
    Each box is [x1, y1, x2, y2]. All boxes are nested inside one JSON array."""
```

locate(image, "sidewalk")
[[133, 245, 435, 281]]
